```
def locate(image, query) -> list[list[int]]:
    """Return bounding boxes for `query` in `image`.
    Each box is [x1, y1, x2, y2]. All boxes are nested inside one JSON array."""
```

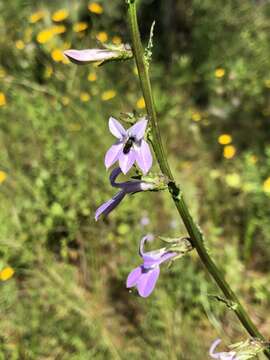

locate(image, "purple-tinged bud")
[[64, 44, 132, 66]]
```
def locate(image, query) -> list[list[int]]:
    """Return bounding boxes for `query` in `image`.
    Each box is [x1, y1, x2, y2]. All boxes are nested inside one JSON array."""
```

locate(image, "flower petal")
[[135, 140, 153, 175], [129, 118, 147, 141], [64, 49, 117, 64], [109, 117, 126, 139], [104, 143, 123, 169], [126, 266, 142, 288], [95, 191, 125, 221], [209, 339, 223, 359], [119, 149, 136, 174], [137, 267, 160, 298]]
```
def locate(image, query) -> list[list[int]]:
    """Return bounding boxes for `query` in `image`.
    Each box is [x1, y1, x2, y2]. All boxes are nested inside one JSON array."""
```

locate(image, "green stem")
[[127, 1, 269, 356]]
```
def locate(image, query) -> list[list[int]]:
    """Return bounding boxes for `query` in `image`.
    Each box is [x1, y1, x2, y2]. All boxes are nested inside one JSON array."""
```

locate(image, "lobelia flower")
[[95, 167, 155, 221], [64, 44, 132, 66], [105, 116, 153, 175], [126, 235, 177, 298], [209, 339, 238, 360]]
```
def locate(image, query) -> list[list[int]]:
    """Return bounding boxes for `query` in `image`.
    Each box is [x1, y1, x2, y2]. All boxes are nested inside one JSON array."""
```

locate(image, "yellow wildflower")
[[218, 134, 232, 145], [101, 90, 116, 101], [0, 92, 6, 107], [88, 2, 103, 14], [15, 40, 25, 50], [29, 10, 45, 24], [136, 97, 145, 109], [191, 111, 201, 122], [96, 31, 108, 43], [112, 36, 122, 45], [225, 173, 241, 188], [52, 9, 69, 22], [263, 177, 270, 193], [73, 22, 88, 33], [51, 49, 65, 62], [223, 145, 236, 159], [215, 68, 226, 78], [264, 79, 270, 88], [88, 72, 97, 82], [0, 170, 7, 183], [37, 29, 54, 44], [0, 267, 14, 281], [52, 25, 66, 35], [80, 92, 91, 102]]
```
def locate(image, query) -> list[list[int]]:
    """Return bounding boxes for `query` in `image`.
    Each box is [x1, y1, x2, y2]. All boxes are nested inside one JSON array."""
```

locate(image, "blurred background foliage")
[[0, 0, 270, 359]]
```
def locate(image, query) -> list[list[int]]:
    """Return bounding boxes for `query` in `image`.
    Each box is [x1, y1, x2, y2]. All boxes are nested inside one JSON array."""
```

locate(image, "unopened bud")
[[64, 44, 132, 66]]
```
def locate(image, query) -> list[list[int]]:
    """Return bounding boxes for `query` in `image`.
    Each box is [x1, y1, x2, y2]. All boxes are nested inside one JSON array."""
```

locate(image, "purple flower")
[[209, 339, 238, 360], [64, 45, 132, 65], [126, 235, 177, 298], [95, 167, 155, 221], [105, 117, 153, 175]]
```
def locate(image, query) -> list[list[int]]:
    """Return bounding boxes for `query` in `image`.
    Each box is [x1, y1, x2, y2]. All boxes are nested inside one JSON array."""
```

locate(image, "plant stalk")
[[127, 1, 269, 356]]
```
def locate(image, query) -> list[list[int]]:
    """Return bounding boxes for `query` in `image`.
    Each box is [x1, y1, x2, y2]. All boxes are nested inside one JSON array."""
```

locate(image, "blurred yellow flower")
[[73, 22, 88, 33], [264, 79, 270, 88], [225, 173, 241, 188], [37, 29, 54, 44], [263, 177, 270, 193], [136, 97, 145, 109], [0, 92, 6, 107], [52, 9, 69, 22], [51, 49, 64, 62], [112, 36, 122, 45], [218, 134, 232, 145], [15, 40, 25, 50], [0, 267, 14, 281], [215, 68, 225, 78], [88, 2, 103, 14], [88, 72, 97, 82], [61, 97, 70, 106], [96, 31, 108, 43], [52, 25, 66, 35], [80, 92, 91, 102], [191, 111, 201, 122], [37, 26, 66, 43], [44, 65, 53, 79], [223, 145, 236, 159], [101, 90, 116, 101], [29, 10, 45, 24], [0, 170, 7, 183]]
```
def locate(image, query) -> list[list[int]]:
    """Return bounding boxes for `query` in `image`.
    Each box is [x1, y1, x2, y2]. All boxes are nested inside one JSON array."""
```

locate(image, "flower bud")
[[64, 44, 132, 65]]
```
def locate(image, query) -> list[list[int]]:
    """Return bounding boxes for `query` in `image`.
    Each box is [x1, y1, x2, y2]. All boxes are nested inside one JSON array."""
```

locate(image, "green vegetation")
[[0, 1, 270, 359]]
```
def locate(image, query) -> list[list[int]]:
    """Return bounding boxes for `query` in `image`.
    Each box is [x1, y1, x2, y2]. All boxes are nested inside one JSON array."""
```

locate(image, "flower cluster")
[[65, 43, 194, 298]]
